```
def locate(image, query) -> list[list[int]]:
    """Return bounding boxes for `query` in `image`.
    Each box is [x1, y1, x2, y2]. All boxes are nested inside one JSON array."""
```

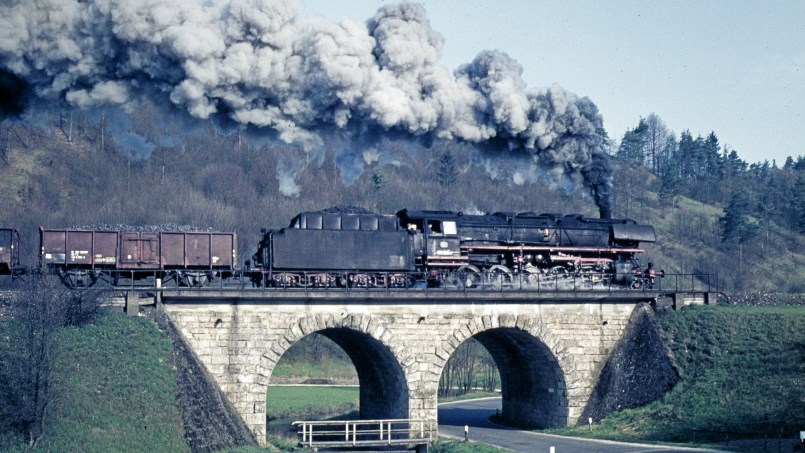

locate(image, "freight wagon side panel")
[[161, 232, 236, 269], [119, 232, 160, 269], [160, 233, 186, 268], [210, 233, 236, 269], [0, 229, 15, 273], [185, 233, 211, 267], [92, 231, 118, 266], [41, 230, 66, 265], [41, 229, 118, 267], [271, 229, 412, 271], [65, 231, 93, 264]]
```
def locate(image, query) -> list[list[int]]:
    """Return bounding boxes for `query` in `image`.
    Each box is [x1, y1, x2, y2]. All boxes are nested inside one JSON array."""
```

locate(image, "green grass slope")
[[7, 312, 189, 453], [551, 304, 805, 449]]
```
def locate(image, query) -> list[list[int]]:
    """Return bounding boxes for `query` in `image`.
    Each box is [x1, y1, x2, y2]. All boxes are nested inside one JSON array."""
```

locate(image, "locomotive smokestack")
[[600, 208, 611, 219]]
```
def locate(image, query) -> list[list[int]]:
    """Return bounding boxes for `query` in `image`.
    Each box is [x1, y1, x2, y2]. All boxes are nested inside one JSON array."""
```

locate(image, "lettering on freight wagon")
[[70, 250, 89, 261], [94, 255, 116, 264]]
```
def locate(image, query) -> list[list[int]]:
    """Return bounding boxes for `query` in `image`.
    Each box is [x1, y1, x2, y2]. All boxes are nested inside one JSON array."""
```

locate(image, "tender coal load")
[[315, 206, 377, 215], [68, 224, 214, 232], [581, 304, 679, 422]]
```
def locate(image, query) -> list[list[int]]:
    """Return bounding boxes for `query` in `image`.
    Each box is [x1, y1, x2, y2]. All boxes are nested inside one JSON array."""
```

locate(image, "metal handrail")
[[291, 418, 435, 448], [189, 270, 719, 294]]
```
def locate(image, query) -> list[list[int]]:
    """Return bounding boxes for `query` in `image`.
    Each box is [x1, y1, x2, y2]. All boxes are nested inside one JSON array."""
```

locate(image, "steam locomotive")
[[0, 208, 658, 289], [250, 208, 657, 289]]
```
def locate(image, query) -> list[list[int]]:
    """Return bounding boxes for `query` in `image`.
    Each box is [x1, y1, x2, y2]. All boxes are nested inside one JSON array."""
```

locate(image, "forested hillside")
[[1, 107, 803, 292]]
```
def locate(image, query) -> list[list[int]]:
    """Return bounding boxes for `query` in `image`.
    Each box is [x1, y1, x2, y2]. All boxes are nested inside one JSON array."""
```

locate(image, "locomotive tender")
[[3, 207, 657, 289], [250, 208, 657, 289]]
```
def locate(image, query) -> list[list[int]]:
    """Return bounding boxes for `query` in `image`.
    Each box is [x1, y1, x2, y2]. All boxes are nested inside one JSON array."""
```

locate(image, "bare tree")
[[439, 338, 499, 397], [2, 278, 101, 447], [644, 113, 673, 175]]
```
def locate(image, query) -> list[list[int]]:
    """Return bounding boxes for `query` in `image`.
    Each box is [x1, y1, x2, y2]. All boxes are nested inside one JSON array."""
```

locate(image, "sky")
[[303, 0, 805, 165]]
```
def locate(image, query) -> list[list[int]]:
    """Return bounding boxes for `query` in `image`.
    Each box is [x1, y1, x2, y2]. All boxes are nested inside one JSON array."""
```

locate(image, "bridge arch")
[[261, 313, 409, 421], [439, 315, 569, 428]]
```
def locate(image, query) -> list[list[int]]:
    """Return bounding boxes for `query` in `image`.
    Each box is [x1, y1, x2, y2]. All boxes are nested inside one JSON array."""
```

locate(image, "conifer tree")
[[721, 192, 757, 244], [436, 150, 459, 188], [794, 175, 805, 234]]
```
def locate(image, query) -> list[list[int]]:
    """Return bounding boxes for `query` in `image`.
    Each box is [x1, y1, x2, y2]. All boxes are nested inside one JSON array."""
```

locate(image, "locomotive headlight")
[[440, 241, 449, 248]]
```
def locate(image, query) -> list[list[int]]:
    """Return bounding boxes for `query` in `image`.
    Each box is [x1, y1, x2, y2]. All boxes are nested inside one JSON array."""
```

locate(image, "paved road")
[[438, 398, 728, 453]]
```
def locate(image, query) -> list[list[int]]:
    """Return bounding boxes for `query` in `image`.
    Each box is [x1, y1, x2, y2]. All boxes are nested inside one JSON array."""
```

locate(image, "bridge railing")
[[35, 268, 719, 294], [207, 270, 719, 294], [291, 418, 435, 449]]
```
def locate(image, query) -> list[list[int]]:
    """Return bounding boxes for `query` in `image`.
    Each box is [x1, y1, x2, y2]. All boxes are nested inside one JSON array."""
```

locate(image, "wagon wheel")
[[388, 273, 410, 288], [456, 265, 482, 288], [61, 269, 97, 289], [273, 272, 296, 288], [312, 273, 335, 288], [487, 264, 513, 286], [350, 273, 370, 288], [179, 271, 211, 288]]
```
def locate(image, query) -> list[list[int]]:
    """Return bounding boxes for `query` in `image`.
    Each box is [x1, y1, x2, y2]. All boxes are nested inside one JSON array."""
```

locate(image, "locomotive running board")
[[462, 245, 645, 254]]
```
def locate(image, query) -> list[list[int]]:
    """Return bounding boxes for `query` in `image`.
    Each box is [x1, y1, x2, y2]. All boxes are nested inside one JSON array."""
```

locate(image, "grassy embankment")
[[549, 304, 805, 450], [0, 311, 188, 453]]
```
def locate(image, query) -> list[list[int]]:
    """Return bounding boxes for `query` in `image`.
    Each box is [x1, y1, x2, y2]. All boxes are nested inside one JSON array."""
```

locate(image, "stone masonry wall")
[[163, 300, 638, 445]]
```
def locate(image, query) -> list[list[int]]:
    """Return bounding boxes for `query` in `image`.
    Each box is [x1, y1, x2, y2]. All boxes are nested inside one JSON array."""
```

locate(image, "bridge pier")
[[161, 290, 650, 445]]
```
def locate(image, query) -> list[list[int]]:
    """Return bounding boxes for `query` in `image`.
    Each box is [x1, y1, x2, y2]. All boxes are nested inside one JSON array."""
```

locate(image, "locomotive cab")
[[397, 210, 465, 270], [425, 219, 462, 267]]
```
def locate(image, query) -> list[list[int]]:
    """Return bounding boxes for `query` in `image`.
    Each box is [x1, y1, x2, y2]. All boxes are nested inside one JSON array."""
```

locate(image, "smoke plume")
[[0, 0, 611, 208]]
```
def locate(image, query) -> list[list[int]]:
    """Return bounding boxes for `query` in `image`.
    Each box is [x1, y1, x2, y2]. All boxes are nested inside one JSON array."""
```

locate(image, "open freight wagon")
[[0, 228, 21, 277], [40, 227, 237, 288]]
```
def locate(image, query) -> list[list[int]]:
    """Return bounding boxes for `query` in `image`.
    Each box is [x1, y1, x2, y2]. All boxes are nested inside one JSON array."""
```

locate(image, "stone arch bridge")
[[159, 289, 684, 445]]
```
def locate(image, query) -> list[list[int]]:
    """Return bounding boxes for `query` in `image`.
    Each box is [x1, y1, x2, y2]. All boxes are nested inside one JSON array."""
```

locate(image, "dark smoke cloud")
[[0, 69, 29, 119], [0, 0, 611, 208]]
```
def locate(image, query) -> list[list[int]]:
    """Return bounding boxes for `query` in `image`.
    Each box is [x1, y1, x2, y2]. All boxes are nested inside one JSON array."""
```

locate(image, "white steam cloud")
[[0, 0, 611, 209]]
